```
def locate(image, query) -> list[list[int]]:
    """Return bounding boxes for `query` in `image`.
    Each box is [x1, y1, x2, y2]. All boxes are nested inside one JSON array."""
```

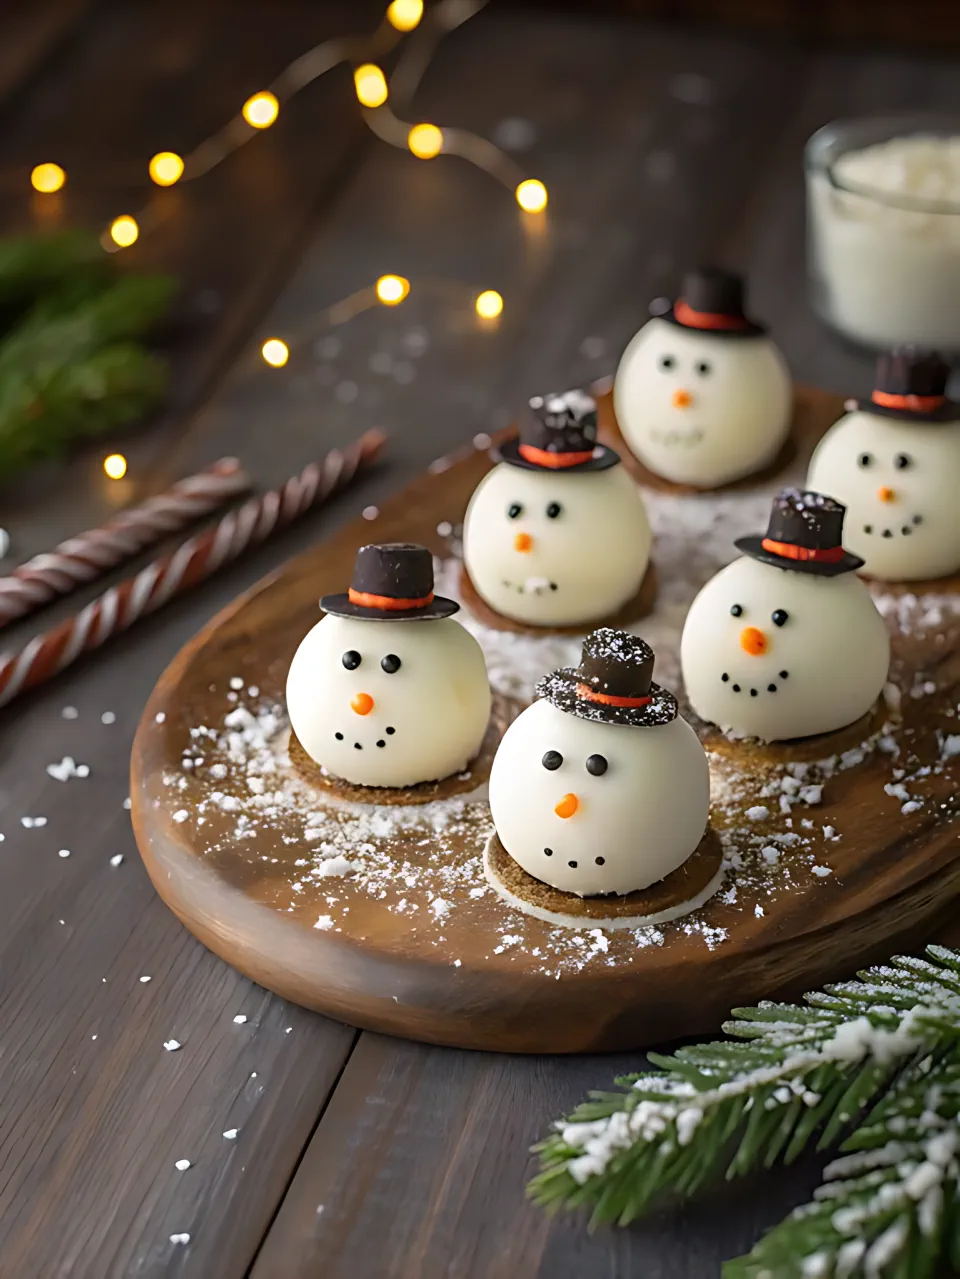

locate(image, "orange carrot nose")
[[877, 486, 896, 503], [554, 792, 579, 819], [514, 531, 534, 553], [351, 692, 374, 716], [672, 388, 693, 409], [740, 626, 768, 657]]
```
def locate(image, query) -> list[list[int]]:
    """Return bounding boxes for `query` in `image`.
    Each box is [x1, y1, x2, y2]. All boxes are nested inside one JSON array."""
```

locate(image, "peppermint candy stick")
[[0, 429, 385, 707], [0, 457, 253, 627]]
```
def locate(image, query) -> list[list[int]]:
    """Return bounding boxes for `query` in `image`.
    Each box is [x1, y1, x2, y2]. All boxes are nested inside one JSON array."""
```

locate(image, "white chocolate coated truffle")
[[286, 614, 491, 787], [680, 556, 890, 742], [462, 462, 651, 627], [614, 318, 792, 487], [807, 410, 960, 581], [489, 698, 709, 897]]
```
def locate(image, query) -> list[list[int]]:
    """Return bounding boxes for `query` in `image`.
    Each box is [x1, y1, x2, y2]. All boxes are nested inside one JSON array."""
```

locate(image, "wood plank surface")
[[0, 2, 957, 1275]]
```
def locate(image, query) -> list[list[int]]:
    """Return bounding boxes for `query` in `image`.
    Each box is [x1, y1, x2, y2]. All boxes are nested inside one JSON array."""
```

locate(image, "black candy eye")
[[895, 453, 912, 470], [541, 750, 563, 771], [771, 609, 789, 628], [586, 754, 608, 776], [694, 360, 711, 376], [858, 453, 873, 468], [342, 650, 361, 670], [381, 654, 401, 674], [546, 502, 562, 519], [658, 354, 675, 371], [508, 502, 523, 519], [730, 604, 743, 618]]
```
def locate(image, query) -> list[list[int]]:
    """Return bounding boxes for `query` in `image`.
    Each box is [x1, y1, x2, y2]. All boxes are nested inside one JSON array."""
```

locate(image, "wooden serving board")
[[131, 386, 960, 1053]]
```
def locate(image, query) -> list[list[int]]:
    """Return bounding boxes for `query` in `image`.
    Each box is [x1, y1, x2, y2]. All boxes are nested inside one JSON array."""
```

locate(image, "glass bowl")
[[806, 114, 960, 353]]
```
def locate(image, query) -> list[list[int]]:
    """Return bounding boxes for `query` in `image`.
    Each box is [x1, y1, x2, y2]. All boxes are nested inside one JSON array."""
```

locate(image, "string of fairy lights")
[[27, 0, 547, 481]]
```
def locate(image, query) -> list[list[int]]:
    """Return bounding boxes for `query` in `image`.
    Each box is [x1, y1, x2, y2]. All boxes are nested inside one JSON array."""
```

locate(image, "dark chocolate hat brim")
[[496, 437, 621, 472], [853, 398, 960, 424], [652, 302, 766, 339], [320, 593, 460, 621], [734, 536, 863, 577], [536, 669, 678, 727]]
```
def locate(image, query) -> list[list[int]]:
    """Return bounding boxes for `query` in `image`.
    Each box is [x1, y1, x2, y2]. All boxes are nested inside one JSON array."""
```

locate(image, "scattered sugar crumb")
[[229, 677, 244, 690], [163, 1039, 181, 1052], [745, 805, 769, 821], [139, 975, 152, 984], [901, 800, 922, 815], [233, 1014, 247, 1025], [61, 706, 78, 719], [169, 1233, 190, 1245], [223, 1128, 238, 1140], [155, 712, 166, 723], [175, 1159, 191, 1171], [123, 797, 131, 810], [101, 711, 116, 725], [314, 915, 334, 930], [109, 854, 123, 867], [172, 809, 189, 823], [812, 865, 833, 878], [58, 849, 70, 859]]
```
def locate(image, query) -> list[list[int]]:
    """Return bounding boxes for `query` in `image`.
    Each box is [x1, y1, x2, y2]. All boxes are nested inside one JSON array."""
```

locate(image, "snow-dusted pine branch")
[[529, 946, 960, 1276]]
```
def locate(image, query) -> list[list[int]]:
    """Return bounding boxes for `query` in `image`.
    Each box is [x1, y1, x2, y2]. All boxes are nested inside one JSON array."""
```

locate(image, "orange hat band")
[[347, 588, 434, 610], [761, 538, 845, 564], [673, 299, 751, 332], [871, 389, 945, 412], [518, 443, 596, 469], [577, 682, 652, 708]]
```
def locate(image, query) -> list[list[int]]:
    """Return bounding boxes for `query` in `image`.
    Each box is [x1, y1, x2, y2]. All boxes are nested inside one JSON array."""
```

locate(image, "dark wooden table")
[[1, 4, 958, 1275]]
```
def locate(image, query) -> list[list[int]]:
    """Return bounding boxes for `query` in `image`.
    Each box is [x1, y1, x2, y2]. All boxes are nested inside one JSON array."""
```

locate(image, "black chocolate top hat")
[[855, 347, 960, 423], [321, 543, 459, 621], [735, 489, 863, 577], [651, 266, 766, 338], [497, 389, 620, 472], [536, 628, 678, 727]]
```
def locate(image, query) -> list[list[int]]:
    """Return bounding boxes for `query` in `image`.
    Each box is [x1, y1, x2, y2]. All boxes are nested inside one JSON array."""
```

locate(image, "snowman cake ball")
[[489, 630, 711, 899], [462, 389, 652, 629], [807, 348, 960, 581], [614, 267, 792, 488], [680, 490, 890, 743], [286, 543, 491, 790]]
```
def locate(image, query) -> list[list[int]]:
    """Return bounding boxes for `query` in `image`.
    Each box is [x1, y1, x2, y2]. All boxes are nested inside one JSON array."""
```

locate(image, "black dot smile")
[[501, 578, 559, 595], [722, 670, 789, 694], [862, 514, 923, 539]]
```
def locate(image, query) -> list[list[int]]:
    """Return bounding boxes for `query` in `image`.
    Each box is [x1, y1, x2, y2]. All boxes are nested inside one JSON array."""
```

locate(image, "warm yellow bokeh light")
[[149, 151, 184, 187], [31, 163, 66, 194], [242, 91, 280, 129], [407, 123, 443, 160], [354, 64, 388, 109], [109, 216, 139, 248], [261, 338, 290, 368], [516, 178, 548, 213], [387, 0, 423, 31], [103, 453, 128, 480], [475, 290, 504, 320], [375, 275, 410, 305]]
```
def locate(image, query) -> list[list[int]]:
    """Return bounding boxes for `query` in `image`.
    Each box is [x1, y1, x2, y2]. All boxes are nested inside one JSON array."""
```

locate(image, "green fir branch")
[[725, 1050, 960, 1278], [0, 235, 174, 474], [530, 945, 960, 1273]]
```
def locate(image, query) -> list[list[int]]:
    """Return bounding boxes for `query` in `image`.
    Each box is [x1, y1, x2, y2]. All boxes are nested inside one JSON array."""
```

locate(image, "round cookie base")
[[458, 558, 658, 637], [700, 700, 889, 769], [288, 697, 511, 807], [483, 826, 724, 930]]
